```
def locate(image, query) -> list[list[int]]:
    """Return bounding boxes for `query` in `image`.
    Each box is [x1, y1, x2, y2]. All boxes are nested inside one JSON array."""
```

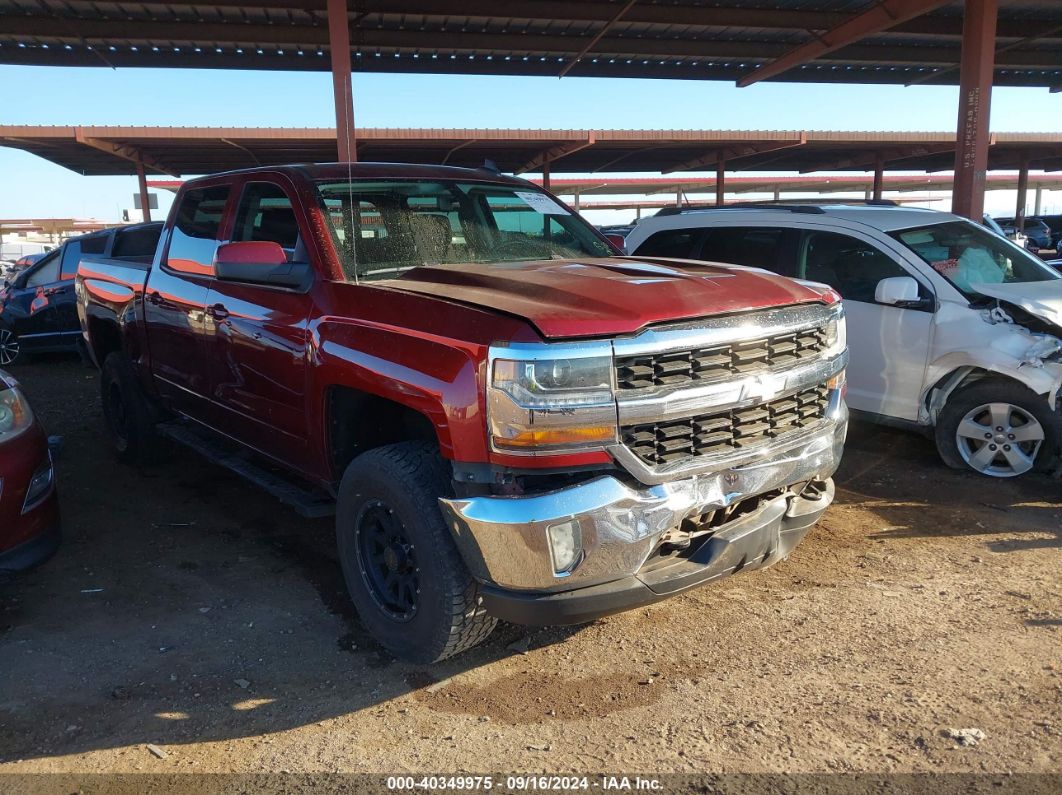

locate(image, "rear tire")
[[100, 352, 165, 466], [935, 379, 1061, 478], [336, 441, 497, 663]]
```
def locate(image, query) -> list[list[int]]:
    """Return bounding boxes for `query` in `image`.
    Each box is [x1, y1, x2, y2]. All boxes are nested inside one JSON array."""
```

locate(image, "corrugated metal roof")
[[2, 125, 1059, 176], [0, 1, 1059, 87]]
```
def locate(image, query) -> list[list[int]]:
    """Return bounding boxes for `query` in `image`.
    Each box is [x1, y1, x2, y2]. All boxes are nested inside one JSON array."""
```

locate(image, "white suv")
[[625, 203, 1062, 478]]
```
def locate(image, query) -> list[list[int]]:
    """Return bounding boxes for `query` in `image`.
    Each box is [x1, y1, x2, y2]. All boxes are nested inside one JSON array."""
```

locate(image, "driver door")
[[797, 229, 934, 421]]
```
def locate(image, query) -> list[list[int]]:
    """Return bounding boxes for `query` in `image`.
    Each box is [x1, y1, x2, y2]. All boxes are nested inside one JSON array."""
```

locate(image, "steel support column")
[[951, 0, 998, 220], [542, 158, 551, 192], [716, 159, 726, 206], [327, 0, 356, 163], [136, 161, 151, 222], [1015, 152, 1029, 231], [872, 154, 885, 200]]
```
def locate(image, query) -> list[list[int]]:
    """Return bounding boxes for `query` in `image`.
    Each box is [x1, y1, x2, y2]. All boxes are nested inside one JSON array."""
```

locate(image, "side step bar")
[[157, 420, 336, 519]]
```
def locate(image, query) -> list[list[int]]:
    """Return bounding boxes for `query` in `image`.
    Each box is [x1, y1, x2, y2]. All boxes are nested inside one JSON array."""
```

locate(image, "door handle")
[[208, 303, 230, 320], [147, 291, 162, 305]]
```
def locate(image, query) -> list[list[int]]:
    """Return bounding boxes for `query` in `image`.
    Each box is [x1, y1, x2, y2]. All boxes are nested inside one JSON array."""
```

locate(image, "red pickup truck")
[[77, 163, 848, 662]]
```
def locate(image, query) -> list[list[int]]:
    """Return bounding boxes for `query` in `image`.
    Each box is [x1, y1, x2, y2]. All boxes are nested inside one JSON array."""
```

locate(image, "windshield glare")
[[315, 180, 613, 281], [890, 220, 1060, 297]]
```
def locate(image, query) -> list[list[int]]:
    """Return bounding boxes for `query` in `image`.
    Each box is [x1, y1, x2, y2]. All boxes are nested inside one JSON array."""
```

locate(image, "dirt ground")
[[1, 357, 1059, 780]]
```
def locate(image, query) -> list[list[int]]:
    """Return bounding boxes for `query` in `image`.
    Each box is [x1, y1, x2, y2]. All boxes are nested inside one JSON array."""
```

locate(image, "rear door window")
[[699, 227, 787, 271], [60, 234, 107, 279], [166, 186, 230, 276], [633, 228, 705, 259], [112, 225, 162, 261]]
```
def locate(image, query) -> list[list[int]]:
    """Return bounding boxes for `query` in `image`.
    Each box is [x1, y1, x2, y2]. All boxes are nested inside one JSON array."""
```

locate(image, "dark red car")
[[0, 370, 60, 576]]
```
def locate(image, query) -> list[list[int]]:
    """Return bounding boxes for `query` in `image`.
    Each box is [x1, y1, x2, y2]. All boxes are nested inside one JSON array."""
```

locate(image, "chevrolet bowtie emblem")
[[747, 373, 785, 402]]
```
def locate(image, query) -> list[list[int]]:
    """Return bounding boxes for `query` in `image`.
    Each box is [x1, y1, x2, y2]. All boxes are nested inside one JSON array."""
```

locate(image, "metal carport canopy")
[[0, 1, 1060, 88], [2, 126, 1060, 178]]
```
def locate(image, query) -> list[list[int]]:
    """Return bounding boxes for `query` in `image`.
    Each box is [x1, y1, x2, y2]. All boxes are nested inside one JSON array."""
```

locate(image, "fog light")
[[546, 520, 582, 575], [22, 457, 54, 513]]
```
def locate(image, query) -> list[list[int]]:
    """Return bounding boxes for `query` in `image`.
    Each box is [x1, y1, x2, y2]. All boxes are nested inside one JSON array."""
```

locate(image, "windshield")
[[315, 179, 613, 281], [890, 220, 1060, 298]]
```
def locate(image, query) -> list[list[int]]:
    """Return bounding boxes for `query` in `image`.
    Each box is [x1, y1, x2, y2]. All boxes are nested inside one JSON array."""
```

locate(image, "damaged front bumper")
[[440, 407, 847, 624]]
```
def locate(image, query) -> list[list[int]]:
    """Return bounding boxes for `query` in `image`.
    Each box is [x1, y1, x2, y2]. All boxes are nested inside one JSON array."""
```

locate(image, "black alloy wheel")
[[355, 499, 420, 621]]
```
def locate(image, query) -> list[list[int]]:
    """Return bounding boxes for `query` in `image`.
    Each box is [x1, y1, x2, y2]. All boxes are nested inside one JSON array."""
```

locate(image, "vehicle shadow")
[[0, 361, 584, 762], [835, 420, 1062, 551]]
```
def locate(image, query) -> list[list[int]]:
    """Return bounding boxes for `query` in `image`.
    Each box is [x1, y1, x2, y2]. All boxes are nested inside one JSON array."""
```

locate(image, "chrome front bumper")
[[440, 405, 847, 593]]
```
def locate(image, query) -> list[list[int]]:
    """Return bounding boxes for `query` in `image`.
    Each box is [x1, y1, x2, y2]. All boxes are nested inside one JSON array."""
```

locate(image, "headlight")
[[488, 344, 617, 454], [823, 308, 846, 355], [0, 385, 34, 442]]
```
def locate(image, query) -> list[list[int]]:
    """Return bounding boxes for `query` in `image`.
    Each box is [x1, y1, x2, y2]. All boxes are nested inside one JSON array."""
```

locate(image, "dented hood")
[[970, 280, 1062, 328], [379, 257, 826, 339]]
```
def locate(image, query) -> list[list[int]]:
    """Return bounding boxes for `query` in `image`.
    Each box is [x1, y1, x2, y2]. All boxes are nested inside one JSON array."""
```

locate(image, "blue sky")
[[1, 65, 1060, 221]]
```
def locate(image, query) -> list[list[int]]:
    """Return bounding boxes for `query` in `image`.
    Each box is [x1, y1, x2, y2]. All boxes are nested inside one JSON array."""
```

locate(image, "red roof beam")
[[515, 135, 596, 175], [736, 0, 955, 88], [663, 134, 807, 174], [798, 144, 958, 173]]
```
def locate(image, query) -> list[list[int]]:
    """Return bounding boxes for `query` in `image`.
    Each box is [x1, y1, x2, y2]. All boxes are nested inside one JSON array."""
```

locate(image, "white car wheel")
[[954, 401, 1044, 477]]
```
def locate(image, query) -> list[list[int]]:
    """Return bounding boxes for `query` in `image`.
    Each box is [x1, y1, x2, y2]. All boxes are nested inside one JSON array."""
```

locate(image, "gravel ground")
[[0, 357, 1059, 781]]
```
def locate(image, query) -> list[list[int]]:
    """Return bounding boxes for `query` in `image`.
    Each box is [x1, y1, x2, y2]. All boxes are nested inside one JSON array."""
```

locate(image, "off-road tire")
[[935, 379, 1061, 477], [100, 352, 166, 466], [336, 441, 497, 663]]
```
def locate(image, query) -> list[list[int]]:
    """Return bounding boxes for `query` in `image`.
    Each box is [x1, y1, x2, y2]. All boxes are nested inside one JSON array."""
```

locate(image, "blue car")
[[0, 223, 161, 365], [994, 217, 1052, 251]]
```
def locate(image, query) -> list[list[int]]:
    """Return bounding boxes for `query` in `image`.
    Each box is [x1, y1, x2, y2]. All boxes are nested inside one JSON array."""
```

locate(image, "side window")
[[798, 231, 911, 303], [166, 186, 230, 275], [24, 250, 62, 288], [634, 228, 703, 259], [232, 182, 305, 261], [112, 225, 162, 261], [700, 227, 786, 271], [60, 235, 106, 279]]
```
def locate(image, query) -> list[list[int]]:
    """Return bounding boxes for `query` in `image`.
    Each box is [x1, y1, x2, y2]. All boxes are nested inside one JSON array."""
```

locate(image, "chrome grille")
[[615, 326, 828, 391], [620, 384, 830, 467]]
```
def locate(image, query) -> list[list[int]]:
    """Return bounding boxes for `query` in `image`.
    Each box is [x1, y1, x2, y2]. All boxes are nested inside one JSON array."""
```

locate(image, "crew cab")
[[0, 223, 161, 365], [77, 164, 848, 662]]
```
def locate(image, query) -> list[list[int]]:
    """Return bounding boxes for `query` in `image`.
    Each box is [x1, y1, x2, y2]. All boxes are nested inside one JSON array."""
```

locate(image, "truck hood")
[[971, 280, 1062, 327], [378, 257, 827, 339]]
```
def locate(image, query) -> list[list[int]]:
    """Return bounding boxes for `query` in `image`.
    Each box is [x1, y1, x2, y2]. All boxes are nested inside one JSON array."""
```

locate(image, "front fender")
[[925, 351, 1062, 413], [312, 317, 487, 462]]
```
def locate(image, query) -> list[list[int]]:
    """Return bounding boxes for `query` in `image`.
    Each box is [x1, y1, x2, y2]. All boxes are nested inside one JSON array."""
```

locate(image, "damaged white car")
[[625, 205, 1062, 478]]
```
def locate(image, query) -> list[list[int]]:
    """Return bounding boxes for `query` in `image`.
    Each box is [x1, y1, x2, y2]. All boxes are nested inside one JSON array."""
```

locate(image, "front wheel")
[[0, 327, 21, 366], [935, 380, 1061, 478], [336, 442, 496, 663]]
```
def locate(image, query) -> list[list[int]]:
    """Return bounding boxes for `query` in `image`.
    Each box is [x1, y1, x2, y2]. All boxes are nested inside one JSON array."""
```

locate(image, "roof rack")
[[655, 203, 825, 216], [728, 198, 899, 208], [654, 198, 899, 217]]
